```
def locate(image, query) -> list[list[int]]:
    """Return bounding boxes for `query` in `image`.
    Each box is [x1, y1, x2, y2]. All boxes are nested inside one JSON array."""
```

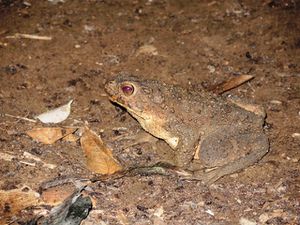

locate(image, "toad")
[[105, 74, 269, 184]]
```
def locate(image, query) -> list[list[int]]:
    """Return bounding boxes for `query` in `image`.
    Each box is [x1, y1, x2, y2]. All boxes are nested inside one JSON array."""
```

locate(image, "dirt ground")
[[0, 0, 300, 224]]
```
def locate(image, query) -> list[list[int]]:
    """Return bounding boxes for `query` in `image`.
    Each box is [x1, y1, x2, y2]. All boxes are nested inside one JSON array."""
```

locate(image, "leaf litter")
[[80, 126, 123, 175], [35, 99, 73, 124], [11, 75, 264, 223], [26, 127, 78, 144]]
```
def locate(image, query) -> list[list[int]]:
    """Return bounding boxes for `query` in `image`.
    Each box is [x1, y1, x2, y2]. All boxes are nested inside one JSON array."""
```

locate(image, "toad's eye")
[[121, 84, 134, 96]]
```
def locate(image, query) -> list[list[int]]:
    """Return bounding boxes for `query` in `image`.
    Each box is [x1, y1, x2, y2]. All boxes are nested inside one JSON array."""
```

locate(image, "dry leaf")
[[26, 127, 76, 144], [41, 183, 76, 205], [62, 133, 80, 142], [27, 127, 63, 144], [0, 186, 41, 223], [239, 217, 257, 225], [35, 100, 73, 124], [80, 127, 122, 174], [209, 75, 254, 94]]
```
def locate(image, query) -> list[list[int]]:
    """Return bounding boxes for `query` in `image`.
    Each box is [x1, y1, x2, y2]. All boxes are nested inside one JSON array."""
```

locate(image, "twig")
[[40, 177, 91, 191], [3, 113, 37, 123], [90, 163, 180, 183], [208, 75, 254, 95], [5, 33, 52, 40], [23, 151, 57, 169], [19, 161, 36, 166]]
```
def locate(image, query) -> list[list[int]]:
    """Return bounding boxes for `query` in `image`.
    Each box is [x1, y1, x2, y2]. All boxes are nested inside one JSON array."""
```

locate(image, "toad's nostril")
[[106, 81, 113, 86], [104, 83, 114, 94], [105, 81, 115, 88]]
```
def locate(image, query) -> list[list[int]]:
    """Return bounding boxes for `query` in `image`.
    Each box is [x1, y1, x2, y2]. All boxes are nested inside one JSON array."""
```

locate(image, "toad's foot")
[[112, 130, 158, 149], [194, 168, 228, 185], [184, 165, 248, 185]]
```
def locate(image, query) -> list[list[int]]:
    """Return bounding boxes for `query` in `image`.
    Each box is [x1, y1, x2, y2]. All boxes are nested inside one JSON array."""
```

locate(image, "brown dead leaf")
[[209, 75, 254, 94], [62, 133, 80, 142], [0, 186, 41, 223], [41, 183, 76, 206], [26, 127, 77, 144], [80, 127, 122, 174]]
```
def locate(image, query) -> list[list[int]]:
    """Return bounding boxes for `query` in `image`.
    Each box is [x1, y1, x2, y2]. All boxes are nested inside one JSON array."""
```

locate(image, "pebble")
[[205, 209, 214, 216], [291, 158, 299, 162], [235, 198, 242, 204], [136, 44, 158, 56], [23, 1, 31, 6], [207, 65, 216, 73], [292, 133, 300, 138], [153, 206, 164, 217], [239, 217, 257, 225], [270, 100, 282, 105]]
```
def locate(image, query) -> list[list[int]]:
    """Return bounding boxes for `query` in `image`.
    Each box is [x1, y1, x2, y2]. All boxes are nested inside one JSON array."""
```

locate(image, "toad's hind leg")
[[195, 134, 269, 185]]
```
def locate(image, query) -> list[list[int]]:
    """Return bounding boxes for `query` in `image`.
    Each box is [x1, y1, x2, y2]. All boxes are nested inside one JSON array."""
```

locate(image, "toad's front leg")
[[174, 135, 201, 169]]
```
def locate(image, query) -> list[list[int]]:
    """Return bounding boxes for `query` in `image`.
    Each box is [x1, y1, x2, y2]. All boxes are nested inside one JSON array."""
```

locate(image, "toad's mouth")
[[109, 96, 151, 121]]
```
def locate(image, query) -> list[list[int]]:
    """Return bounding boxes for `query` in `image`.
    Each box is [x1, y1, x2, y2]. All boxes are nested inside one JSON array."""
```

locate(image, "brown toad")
[[105, 74, 269, 184]]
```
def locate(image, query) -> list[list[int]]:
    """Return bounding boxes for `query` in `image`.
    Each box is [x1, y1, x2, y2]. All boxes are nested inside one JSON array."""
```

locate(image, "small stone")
[[0, 42, 8, 47], [205, 209, 214, 216], [292, 133, 300, 138], [136, 44, 158, 56], [75, 44, 81, 48], [235, 198, 242, 204], [198, 201, 205, 207], [259, 213, 270, 223], [84, 25, 95, 32], [95, 62, 103, 66], [23, 1, 31, 6], [270, 100, 282, 105], [230, 173, 239, 178], [207, 65, 216, 73], [291, 158, 299, 162], [239, 217, 257, 225], [276, 185, 286, 193], [153, 206, 164, 217], [48, 0, 65, 4]]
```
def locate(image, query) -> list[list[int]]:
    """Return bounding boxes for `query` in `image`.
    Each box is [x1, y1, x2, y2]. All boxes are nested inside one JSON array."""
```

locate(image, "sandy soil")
[[0, 0, 299, 224]]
